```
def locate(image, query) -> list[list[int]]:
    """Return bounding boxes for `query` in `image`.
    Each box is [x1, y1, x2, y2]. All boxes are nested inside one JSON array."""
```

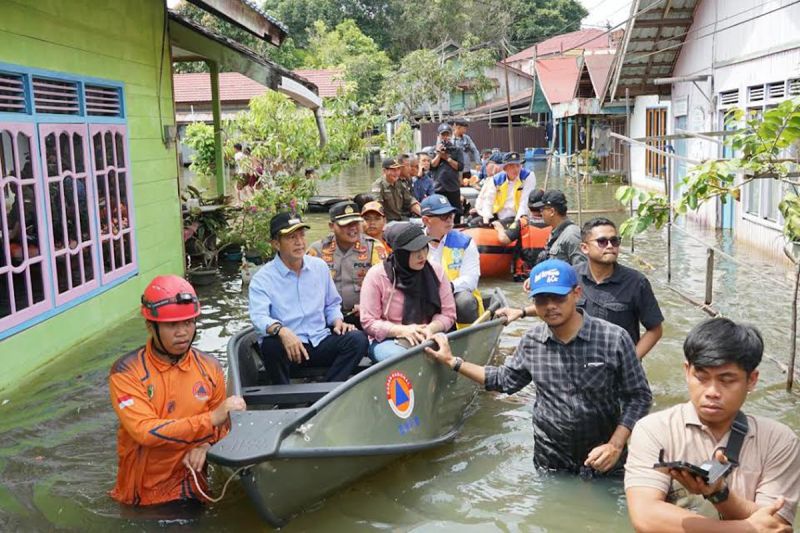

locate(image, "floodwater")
[[1, 161, 799, 532]]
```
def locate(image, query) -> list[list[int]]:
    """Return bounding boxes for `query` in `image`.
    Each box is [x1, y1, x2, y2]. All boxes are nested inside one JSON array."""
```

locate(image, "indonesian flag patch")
[[117, 395, 135, 410]]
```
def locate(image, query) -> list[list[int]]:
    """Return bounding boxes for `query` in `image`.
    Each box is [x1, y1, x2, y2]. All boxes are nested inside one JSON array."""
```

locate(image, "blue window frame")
[[0, 62, 137, 340]]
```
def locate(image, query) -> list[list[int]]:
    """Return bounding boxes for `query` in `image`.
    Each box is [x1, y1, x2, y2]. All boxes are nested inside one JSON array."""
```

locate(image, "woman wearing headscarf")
[[359, 223, 456, 362]]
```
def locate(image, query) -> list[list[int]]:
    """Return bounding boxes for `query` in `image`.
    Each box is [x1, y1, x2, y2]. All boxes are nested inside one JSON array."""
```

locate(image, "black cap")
[[382, 157, 402, 169], [384, 223, 431, 252], [437, 123, 452, 134], [502, 152, 523, 165], [527, 189, 546, 209], [452, 118, 469, 126], [532, 190, 568, 210], [270, 212, 310, 239], [329, 201, 364, 225]]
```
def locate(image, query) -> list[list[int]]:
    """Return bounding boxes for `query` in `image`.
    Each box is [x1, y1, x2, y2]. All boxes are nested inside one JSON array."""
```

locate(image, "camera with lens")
[[438, 140, 456, 154]]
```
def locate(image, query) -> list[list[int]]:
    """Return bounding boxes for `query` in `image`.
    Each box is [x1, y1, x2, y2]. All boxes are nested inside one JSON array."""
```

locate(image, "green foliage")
[[304, 20, 392, 106], [506, 0, 589, 45], [388, 122, 415, 154], [617, 98, 800, 240], [183, 122, 216, 178], [381, 46, 496, 121]]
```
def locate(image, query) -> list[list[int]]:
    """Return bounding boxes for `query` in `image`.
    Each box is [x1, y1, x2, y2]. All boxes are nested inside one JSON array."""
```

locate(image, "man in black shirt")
[[576, 217, 664, 359], [426, 259, 652, 475], [430, 123, 464, 223]]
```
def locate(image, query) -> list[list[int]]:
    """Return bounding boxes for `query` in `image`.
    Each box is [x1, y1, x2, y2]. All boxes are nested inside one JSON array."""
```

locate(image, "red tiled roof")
[[292, 69, 345, 98], [583, 54, 615, 100], [172, 69, 344, 103], [535, 56, 581, 105], [505, 29, 612, 63]]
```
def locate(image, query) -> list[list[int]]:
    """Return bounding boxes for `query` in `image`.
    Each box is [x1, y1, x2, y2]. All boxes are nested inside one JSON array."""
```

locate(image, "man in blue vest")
[[421, 194, 482, 325]]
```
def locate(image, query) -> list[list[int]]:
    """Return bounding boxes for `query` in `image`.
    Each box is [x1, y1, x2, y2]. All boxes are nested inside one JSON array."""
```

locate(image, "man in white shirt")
[[420, 194, 482, 325], [477, 152, 537, 224]]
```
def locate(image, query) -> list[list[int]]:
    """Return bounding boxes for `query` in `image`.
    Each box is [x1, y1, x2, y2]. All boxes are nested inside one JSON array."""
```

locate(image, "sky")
[[579, 0, 633, 29]]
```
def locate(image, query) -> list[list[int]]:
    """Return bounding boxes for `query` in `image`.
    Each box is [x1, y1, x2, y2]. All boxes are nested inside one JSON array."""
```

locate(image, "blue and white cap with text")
[[528, 259, 578, 296]]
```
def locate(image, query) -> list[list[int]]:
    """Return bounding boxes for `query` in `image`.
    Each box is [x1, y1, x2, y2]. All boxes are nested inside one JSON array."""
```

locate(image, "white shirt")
[[478, 170, 537, 221], [426, 231, 480, 294]]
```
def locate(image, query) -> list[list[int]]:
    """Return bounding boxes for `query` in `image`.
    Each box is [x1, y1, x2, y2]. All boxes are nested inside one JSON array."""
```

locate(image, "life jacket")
[[491, 168, 530, 214], [512, 216, 549, 279], [441, 231, 484, 329]]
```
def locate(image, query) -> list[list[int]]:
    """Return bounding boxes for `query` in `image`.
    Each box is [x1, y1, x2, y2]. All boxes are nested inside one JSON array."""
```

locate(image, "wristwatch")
[[452, 357, 464, 373], [704, 484, 730, 504], [269, 323, 283, 337]]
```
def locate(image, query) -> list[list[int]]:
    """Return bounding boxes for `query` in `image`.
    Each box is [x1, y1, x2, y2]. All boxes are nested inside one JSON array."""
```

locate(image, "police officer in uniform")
[[307, 201, 388, 327]]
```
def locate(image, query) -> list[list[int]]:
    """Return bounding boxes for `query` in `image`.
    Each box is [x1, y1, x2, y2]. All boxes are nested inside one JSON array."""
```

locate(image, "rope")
[[187, 465, 249, 503]]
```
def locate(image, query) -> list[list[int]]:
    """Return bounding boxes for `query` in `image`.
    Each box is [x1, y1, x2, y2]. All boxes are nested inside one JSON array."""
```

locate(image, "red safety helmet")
[[141, 275, 201, 322]]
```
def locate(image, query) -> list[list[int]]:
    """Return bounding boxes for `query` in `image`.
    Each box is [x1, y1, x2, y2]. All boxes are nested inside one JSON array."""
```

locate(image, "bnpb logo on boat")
[[385, 371, 415, 419]]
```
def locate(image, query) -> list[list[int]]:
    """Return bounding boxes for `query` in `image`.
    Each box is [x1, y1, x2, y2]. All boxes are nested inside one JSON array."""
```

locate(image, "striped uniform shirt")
[[485, 311, 652, 472]]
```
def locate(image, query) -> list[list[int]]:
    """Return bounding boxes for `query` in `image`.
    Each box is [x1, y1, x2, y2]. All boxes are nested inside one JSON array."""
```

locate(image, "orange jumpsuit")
[[108, 340, 227, 506]]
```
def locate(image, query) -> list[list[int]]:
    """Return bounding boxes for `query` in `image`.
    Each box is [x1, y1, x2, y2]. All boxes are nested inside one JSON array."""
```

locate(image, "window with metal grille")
[[789, 78, 800, 96], [85, 84, 122, 117], [0, 65, 134, 340], [0, 73, 27, 114], [32, 77, 80, 115], [767, 81, 785, 100], [718, 89, 739, 107], [747, 84, 765, 103]]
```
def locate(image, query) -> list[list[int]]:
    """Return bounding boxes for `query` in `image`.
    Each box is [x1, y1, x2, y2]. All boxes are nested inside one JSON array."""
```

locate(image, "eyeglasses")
[[434, 213, 455, 221], [533, 293, 570, 306], [141, 292, 199, 317], [592, 236, 621, 248]]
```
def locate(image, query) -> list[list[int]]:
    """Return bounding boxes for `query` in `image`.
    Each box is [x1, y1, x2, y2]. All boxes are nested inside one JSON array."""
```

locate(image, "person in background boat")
[[360, 223, 456, 362], [249, 213, 369, 385], [399, 153, 417, 190], [476, 152, 537, 225], [426, 259, 652, 476], [109, 275, 246, 507], [372, 157, 421, 222], [478, 148, 494, 182], [452, 118, 481, 185], [430, 123, 464, 224], [466, 157, 504, 223], [307, 201, 388, 328], [420, 194, 482, 326], [532, 189, 585, 266], [361, 201, 391, 252], [502, 218, 663, 360], [411, 150, 436, 202], [625, 318, 800, 532], [493, 189, 549, 282]]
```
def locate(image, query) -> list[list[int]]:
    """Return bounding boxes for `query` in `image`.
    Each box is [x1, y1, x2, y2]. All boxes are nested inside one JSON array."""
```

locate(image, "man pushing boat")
[[425, 259, 652, 475], [109, 275, 246, 507]]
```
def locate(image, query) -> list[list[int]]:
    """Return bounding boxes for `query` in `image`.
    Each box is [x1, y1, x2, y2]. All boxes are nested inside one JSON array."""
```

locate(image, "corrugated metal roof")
[[607, 0, 700, 100], [505, 28, 614, 63], [535, 56, 581, 105], [584, 54, 615, 100]]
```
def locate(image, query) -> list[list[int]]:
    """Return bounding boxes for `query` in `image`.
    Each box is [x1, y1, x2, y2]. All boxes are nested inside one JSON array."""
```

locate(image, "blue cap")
[[528, 259, 578, 296], [420, 194, 458, 216]]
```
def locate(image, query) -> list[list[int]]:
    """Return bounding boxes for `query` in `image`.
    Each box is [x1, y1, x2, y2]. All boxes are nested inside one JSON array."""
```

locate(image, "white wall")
[[629, 95, 672, 192]]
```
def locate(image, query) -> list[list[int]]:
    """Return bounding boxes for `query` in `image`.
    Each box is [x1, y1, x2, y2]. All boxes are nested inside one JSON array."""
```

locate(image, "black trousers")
[[439, 189, 462, 224], [259, 330, 368, 385]]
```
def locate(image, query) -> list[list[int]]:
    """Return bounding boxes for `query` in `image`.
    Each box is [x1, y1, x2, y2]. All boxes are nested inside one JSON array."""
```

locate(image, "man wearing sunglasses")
[[421, 194, 482, 325], [426, 259, 652, 475], [109, 275, 246, 507], [576, 218, 664, 360]]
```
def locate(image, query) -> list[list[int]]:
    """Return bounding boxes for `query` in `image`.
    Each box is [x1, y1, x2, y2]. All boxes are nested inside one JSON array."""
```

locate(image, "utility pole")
[[502, 38, 514, 151]]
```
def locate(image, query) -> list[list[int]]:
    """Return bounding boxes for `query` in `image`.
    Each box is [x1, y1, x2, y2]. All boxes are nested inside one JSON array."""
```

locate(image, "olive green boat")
[[208, 290, 507, 527]]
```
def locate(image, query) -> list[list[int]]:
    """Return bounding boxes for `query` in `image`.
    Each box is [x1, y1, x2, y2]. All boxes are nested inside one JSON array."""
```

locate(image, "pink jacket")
[[359, 261, 456, 342]]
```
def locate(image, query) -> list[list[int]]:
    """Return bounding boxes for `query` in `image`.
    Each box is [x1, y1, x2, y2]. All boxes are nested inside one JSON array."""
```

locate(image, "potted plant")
[[182, 187, 227, 285]]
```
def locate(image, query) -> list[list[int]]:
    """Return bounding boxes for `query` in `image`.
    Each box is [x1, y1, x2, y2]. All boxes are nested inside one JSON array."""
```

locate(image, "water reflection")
[[0, 162, 798, 532]]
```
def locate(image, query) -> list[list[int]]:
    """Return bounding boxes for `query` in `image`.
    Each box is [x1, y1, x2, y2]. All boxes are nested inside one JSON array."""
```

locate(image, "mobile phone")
[[653, 459, 711, 482]]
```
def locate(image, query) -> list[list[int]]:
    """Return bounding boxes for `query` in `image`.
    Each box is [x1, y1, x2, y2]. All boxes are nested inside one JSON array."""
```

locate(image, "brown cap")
[[361, 201, 385, 217]]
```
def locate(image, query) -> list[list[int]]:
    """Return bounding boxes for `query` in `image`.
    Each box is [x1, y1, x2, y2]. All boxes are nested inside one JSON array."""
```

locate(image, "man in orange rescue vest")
[[109, 275, 246, 506]]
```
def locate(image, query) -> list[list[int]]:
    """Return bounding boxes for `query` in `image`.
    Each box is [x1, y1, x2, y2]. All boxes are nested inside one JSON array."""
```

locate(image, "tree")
[[506, 0, 589, 47], [380, 46, 497, 122], [305, 20, 392, 106]]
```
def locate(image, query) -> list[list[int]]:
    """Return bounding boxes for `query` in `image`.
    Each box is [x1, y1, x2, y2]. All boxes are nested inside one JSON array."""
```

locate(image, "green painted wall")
[[0, 0, 185, 392]]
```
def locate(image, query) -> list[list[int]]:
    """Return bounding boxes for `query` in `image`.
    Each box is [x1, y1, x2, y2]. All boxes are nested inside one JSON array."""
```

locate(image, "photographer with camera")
[[430, 123, 464, 223]]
